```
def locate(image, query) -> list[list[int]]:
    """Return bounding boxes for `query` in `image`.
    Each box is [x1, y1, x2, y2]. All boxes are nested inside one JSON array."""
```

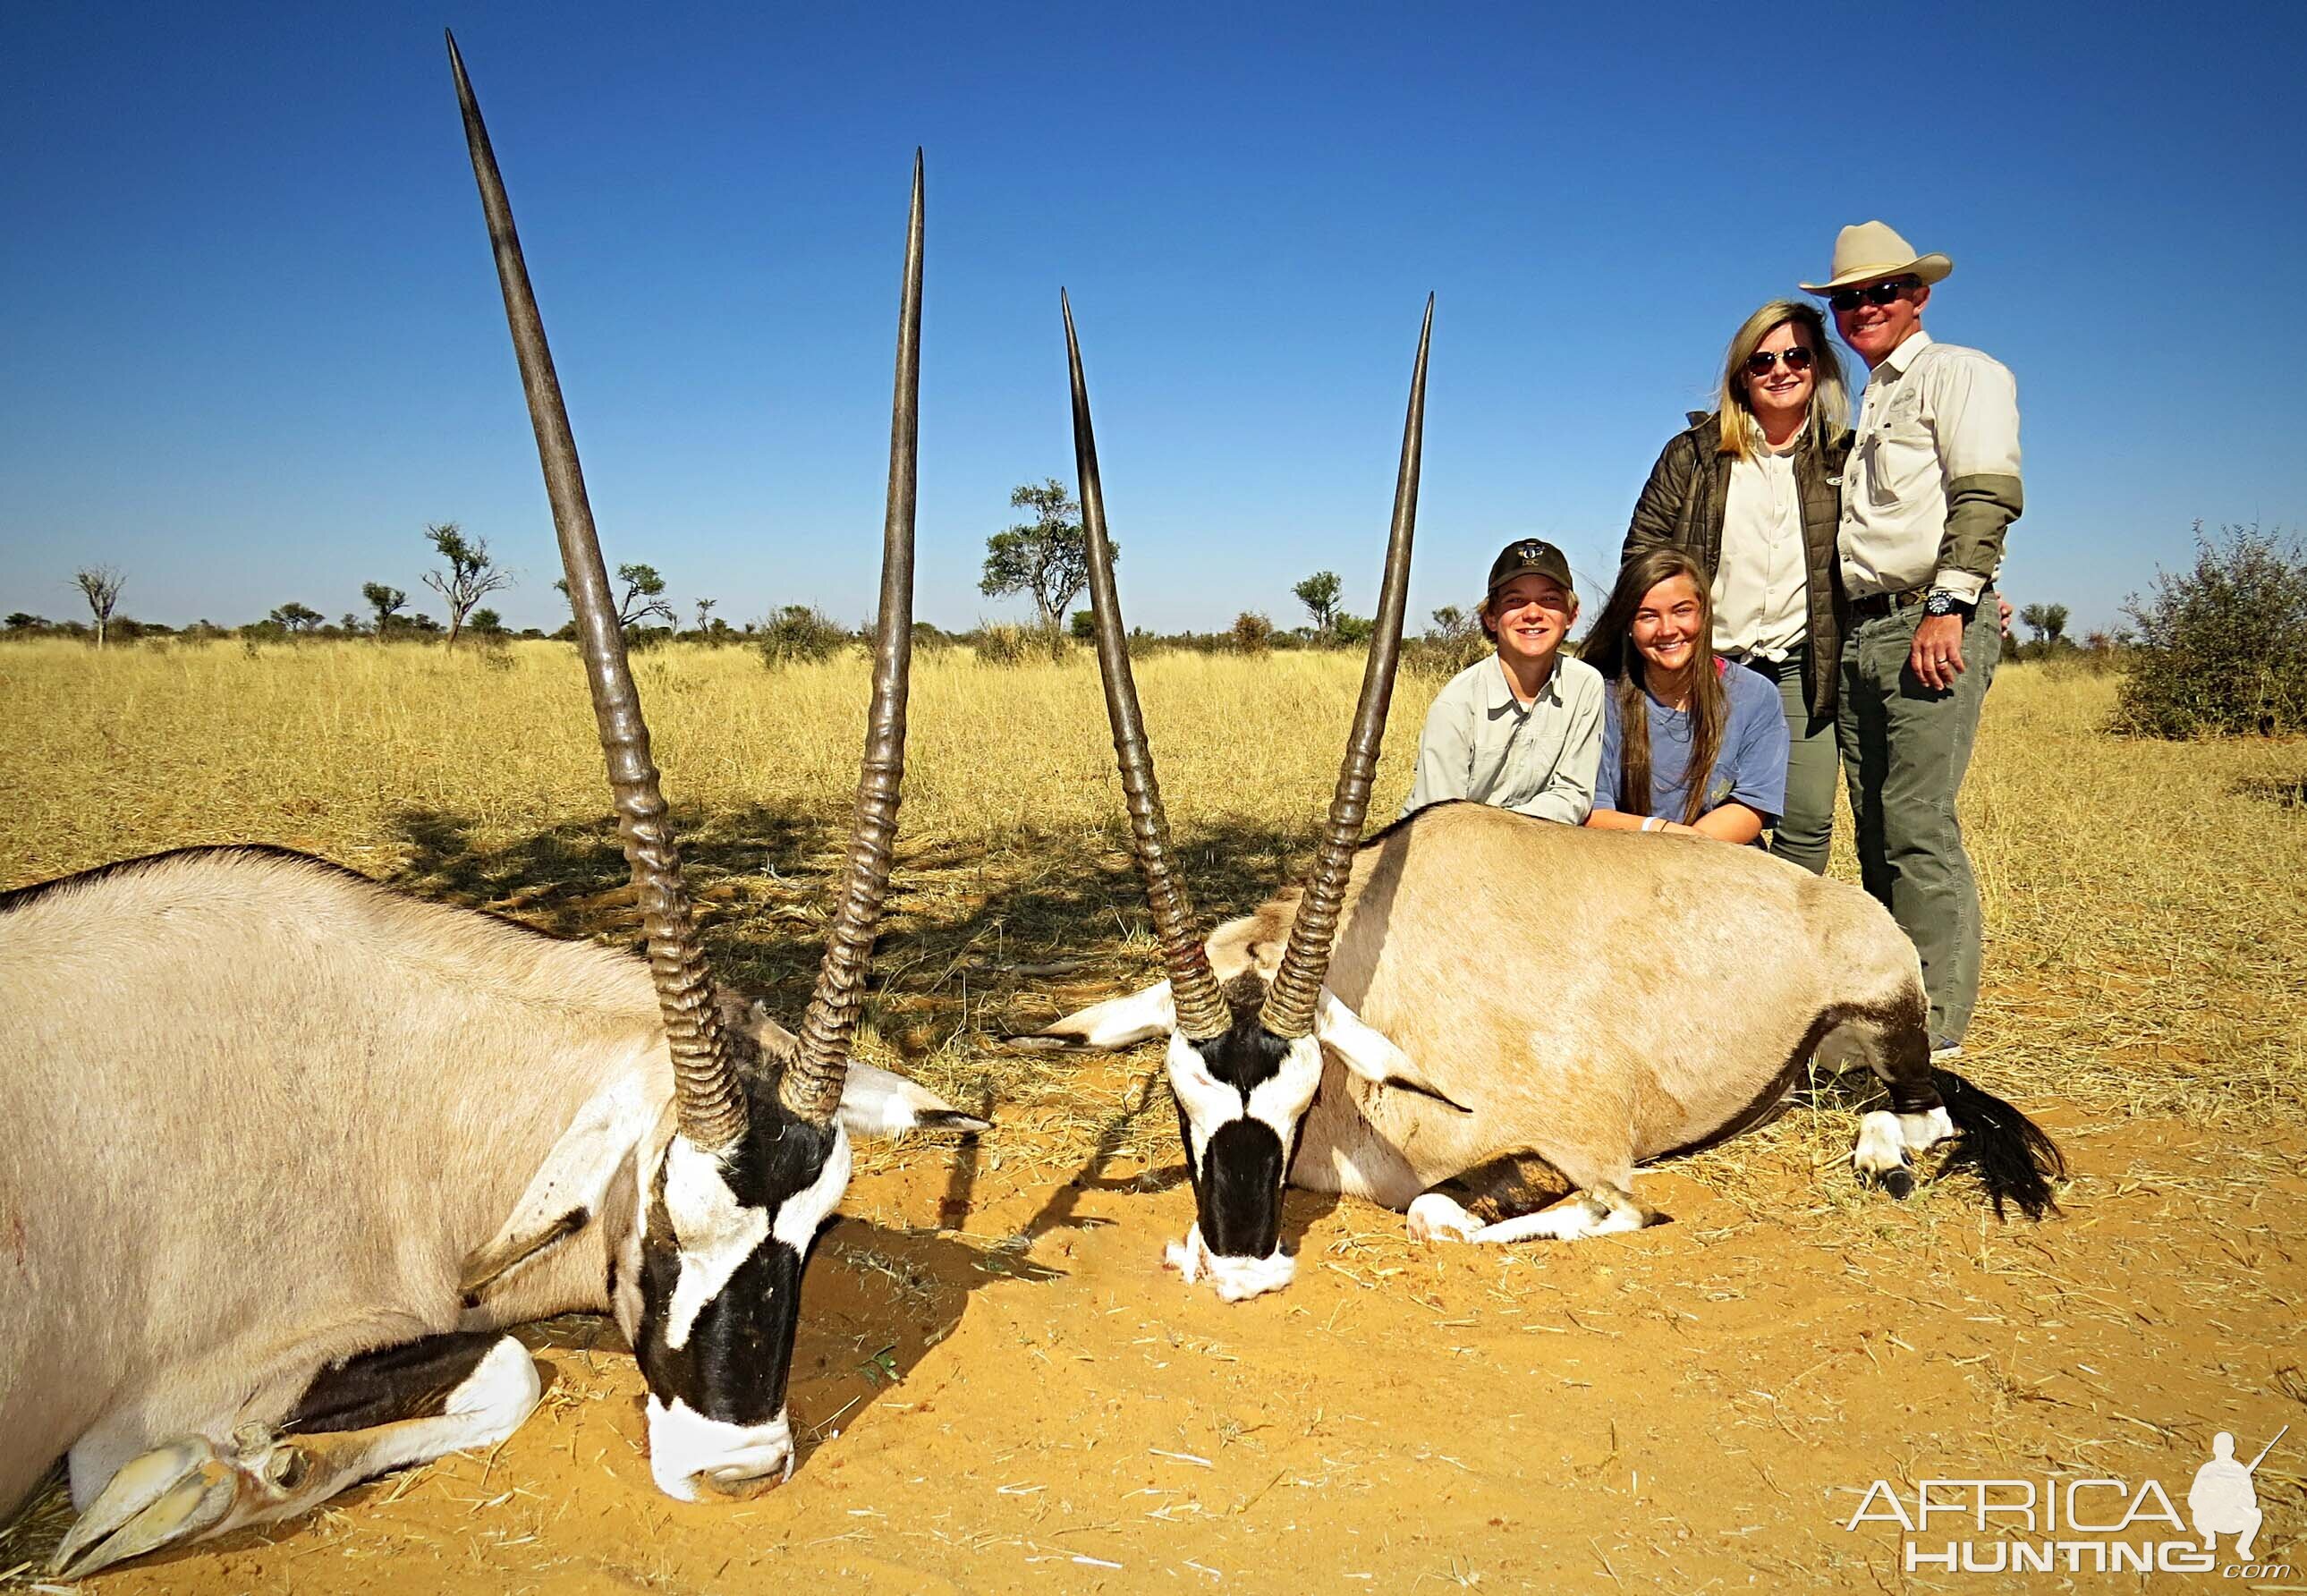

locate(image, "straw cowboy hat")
[[1800, 220, 1954, 294]]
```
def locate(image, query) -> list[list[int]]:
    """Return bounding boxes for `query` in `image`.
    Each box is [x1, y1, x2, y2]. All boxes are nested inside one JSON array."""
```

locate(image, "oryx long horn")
[[778, 152, 925, 1124], [1261, 297, 1432, 1040], [448, 32, 746, 1153], [1063, 293, 1230, 1042]]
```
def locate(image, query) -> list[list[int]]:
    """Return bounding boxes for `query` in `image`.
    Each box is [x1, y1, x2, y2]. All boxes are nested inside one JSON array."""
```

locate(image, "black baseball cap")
[[1486, 539, 1574, 600]]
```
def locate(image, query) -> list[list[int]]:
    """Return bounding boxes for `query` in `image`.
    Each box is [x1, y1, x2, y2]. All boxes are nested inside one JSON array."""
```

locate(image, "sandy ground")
[[10, 1057, 2300, 1595]]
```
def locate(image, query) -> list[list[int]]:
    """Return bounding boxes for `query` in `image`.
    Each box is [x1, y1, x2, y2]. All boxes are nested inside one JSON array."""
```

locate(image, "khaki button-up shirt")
[[1838, 330, 2023, 605], [1402, 654, 1604, 824]]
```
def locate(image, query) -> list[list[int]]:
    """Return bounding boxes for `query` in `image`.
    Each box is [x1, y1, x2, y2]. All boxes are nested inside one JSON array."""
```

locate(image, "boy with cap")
[[1402, 538, 1605, 823]]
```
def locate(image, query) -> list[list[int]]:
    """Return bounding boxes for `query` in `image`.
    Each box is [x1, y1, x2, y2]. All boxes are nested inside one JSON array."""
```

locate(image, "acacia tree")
[[73, 565, 125, 649], [1427, 604, 1474, 642], [268, 601, 325, 634], [553, 563, 677, 632], [1293, 570, 1343, 637], [980, 479, 1108, 636], [420, 522, 513, 649], [2018, 602, 2070, 648], [362, 581, 408, 640]]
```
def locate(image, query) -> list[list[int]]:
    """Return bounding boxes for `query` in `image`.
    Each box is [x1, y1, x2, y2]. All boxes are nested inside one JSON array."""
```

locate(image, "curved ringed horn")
[[1062, 293, 1230, 1041], [447, 33, 747, 1153], [1261, 296, 1433, 1040], [779, 152, 926, 1124]]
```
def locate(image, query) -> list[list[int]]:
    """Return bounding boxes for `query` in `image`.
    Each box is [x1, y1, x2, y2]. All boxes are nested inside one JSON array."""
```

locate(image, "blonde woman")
[[1621, 301, 1850, 872]]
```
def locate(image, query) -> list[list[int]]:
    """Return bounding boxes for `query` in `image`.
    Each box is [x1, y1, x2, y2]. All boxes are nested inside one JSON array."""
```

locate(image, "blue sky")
[[4, 1, 2302, 637]]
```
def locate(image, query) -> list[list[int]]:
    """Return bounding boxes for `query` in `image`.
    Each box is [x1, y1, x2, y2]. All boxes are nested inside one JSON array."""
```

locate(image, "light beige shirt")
[[1839, 330, 2022, 604], [1712, 446, 1807, 660], [1402, 653, 1604, 825]]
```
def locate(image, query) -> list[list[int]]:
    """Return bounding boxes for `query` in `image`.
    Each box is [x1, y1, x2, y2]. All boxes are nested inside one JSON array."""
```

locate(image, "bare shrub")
[[1230, 611, 1274, 656]]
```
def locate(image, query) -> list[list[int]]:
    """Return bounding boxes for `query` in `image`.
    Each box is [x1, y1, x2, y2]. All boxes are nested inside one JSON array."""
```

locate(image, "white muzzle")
[[1164, 1223, 1296, 1301]]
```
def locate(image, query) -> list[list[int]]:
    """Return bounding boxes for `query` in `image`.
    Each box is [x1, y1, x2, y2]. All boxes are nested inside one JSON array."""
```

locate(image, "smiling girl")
[[1401, 538, 1604, 824], [1579, 548, 1789, 844]]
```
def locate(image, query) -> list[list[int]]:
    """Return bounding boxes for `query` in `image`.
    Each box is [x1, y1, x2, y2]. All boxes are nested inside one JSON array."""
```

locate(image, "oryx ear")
[[1037, 981, 1175, 1050], [460, 1074, 650, 1303], [1316, 991, 1471, 1114], [731, 995, 800, 1057], [837, 1060, 991, 1138]]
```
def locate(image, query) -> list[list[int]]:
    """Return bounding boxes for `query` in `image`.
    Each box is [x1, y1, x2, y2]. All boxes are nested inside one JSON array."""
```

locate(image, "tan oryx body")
[[0, 845, 970, 1526], [1053, 800, 1937, 1214]]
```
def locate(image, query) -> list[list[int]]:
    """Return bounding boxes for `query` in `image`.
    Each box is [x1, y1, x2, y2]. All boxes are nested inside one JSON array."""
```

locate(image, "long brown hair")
[[1714, 300, 1848, 463], [1579, 548, 1725, 824]]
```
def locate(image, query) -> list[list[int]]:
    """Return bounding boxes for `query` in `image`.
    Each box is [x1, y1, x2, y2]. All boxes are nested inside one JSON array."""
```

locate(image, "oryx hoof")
[[51, 1436, 244, 1581], [1851, 1109, 1918, 1200], [1871, 1165, 1917, 1200]]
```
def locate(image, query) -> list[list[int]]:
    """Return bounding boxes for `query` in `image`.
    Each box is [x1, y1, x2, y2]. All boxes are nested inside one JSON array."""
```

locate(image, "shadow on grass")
[[379, 802, 1336, 1252], [2234, 773, 2307, 809]]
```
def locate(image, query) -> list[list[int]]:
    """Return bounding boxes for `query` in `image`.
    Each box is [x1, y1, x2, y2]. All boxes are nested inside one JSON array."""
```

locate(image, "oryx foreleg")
[[1406, 1149, 1655, 1245], [53, 1332, 539, 1581]]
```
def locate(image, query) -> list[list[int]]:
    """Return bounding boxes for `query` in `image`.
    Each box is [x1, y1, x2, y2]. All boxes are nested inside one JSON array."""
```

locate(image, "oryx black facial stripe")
[[635, 1114, 846, 1430], [1167, 1019, 1323, 1261]]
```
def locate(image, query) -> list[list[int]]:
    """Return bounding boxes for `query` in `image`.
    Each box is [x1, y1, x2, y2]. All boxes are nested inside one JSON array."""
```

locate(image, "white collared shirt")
[[1402, 653, 1605, 825], [1713, 446, 1807, 660], [1838, 330, 2022, 604]]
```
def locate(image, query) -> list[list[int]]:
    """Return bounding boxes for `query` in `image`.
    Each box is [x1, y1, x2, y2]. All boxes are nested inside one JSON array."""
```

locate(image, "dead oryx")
[[1036, 297, 2063, 1302], [0, 38, 975, 1578]]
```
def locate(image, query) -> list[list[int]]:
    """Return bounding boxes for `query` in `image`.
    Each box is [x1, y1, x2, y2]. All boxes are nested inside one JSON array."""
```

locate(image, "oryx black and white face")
[[1056, 975, 1448, 1303], [632, 1094, 848, 1499], [1163, 997, 1324, 1301]]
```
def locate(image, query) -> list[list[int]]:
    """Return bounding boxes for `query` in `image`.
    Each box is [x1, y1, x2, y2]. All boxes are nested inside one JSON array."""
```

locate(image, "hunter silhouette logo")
[[2190, 1427, 2284, 1561], [1842, 1426, 2291, 1576]]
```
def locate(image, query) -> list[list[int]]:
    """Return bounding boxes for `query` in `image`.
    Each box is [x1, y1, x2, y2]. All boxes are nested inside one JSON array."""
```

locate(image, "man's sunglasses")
[[1828, 278, 1916, 313], [1744, 346, 1817, 377]]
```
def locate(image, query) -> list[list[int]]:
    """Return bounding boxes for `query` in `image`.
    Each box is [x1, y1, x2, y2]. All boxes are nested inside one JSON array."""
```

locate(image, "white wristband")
[[1642, 816, 1663, 833]]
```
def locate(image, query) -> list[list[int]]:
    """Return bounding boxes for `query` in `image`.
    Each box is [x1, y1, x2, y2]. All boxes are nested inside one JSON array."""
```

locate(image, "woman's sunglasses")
[[1743, 345, 1817, 378], [1828, 279, 1915, 312]]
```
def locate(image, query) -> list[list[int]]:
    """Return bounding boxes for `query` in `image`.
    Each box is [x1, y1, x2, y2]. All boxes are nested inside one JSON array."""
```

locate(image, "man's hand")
[[1998, 595, 2014, 635], [1910, 613, 1967, 691]]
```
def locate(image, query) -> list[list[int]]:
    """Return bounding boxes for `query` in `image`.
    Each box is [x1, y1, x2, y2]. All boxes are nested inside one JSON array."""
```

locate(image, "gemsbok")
[[0, 37, 977, 1578], [1036, 294, 2063, 1302]]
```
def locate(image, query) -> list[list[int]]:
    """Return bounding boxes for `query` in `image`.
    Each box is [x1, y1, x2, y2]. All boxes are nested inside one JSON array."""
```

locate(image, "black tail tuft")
[[1930, 1068, 2066, 1220]]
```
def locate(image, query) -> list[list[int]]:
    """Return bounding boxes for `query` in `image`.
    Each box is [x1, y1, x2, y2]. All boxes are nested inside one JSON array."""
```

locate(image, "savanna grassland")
[[3, 638, 2303, 1592]]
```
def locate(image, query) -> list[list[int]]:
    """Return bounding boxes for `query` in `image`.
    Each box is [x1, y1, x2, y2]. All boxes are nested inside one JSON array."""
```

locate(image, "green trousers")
[[1736, 649, 1840, 876], [1836, 597, 1999, 1045]]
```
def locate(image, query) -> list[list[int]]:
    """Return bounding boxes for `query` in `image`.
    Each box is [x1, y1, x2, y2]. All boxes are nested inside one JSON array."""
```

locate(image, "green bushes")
[[2113, 523, 2307, 737]]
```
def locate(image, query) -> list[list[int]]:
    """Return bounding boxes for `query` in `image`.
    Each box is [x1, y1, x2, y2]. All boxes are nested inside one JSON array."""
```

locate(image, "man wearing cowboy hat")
[[1805, 220, 2021, 1055]]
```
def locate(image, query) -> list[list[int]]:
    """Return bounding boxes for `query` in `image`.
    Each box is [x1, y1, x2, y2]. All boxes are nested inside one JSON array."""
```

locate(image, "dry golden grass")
[[4, 639, 2305, 1587], [2, 636, 2303, 1162]]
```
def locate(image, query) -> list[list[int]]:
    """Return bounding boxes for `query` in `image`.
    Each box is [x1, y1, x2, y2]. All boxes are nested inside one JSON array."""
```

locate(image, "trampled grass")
[[3, 637, 2303, 1152]]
